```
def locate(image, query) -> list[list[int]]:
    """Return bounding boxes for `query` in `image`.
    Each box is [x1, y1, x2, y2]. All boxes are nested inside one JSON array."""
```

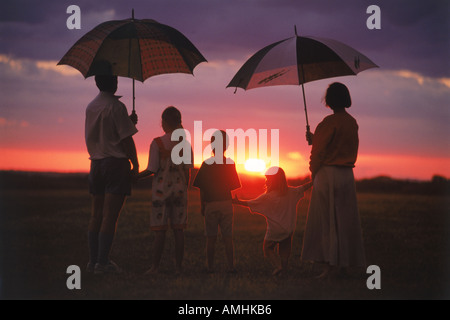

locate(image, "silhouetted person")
[[301, 82, 365, 278], [193, 130, 241, 274], [85, 75, 139, 274], [233, 167, 312, 276], [138, 106, 193, 275]]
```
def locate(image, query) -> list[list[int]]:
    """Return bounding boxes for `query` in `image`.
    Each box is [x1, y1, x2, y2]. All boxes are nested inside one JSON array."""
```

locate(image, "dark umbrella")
[[58, 10, 207, 122], [227, 27, 378, 143]]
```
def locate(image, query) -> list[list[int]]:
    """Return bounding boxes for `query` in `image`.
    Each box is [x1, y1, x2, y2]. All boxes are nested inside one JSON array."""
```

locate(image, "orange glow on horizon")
[[0, 148, 449, 181], [244, 158, 266, 174]]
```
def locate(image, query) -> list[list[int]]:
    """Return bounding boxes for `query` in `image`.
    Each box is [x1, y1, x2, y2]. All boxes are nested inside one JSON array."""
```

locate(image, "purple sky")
[[0, 0, 449, 179]]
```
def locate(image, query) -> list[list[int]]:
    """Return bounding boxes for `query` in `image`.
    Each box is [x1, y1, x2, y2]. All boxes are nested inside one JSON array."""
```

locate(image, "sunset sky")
[[0, 0, 449, 180]]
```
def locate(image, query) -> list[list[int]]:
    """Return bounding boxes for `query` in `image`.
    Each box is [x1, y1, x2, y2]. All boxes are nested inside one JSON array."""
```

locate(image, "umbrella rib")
[[136, 24, 143, 80]]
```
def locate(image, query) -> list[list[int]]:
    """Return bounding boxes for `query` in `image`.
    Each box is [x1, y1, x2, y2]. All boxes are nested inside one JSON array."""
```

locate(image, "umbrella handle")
[[130, 109, 138, 125], [300, 83, 312, 145], [130, 78, 138, 125], [306, 125, 313, 146]]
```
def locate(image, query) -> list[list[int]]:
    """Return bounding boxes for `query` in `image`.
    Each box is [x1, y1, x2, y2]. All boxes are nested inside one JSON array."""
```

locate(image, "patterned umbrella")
[[227, 28, 377, 143], [58, 10, 206, 119]]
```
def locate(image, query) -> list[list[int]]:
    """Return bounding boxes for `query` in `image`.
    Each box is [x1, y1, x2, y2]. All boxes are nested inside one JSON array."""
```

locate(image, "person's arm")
[[303, 181, 313, 191], [121, 136, 139, 175], [306, 130, 314, 145], [136, 139, 159, 180], [309, 119, 334, 180], [137, 169, 154, 180], [232, 194, 249, 207]]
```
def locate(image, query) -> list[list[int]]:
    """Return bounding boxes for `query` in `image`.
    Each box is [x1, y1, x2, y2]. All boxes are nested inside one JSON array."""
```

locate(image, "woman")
[[301, 82, 366, 278]]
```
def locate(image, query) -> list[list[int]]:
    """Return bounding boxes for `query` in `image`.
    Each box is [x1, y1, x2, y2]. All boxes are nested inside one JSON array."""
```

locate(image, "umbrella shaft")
[[301, 83, 310, 128], [132, 78, 135, 111]]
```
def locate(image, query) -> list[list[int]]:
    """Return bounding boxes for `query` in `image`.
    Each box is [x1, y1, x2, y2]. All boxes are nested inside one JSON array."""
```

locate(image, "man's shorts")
[[204, 200, 234, 237], [89, 157, 131, 195]]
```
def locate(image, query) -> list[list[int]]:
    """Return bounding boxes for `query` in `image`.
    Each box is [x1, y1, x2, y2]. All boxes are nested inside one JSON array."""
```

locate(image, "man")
[[85, 74, 139, 274]]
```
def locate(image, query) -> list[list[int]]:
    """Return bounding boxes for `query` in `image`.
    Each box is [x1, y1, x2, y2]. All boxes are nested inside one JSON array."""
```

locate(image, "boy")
[[193, 130, 241, 273]]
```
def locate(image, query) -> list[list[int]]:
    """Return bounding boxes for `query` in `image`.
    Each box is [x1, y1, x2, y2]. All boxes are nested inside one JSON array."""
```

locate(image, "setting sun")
[[244, 158, 266, 174]]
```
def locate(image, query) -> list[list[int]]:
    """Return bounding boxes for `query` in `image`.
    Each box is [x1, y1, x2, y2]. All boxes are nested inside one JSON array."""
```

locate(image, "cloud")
[[0, 54, 80, 77], [393, 70, 450, 89], [0, 117, 29, 128], [287, 151, 305, 161], [35, 60, 81, 76]]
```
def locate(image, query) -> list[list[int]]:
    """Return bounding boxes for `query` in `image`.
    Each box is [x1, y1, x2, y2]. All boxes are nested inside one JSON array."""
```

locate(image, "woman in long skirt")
[[301, 82, 366, 278]]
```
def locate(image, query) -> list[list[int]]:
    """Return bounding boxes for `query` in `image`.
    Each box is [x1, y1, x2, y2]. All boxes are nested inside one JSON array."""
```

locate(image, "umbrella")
[[227, 27, 378, 143], [58, 10, 207, 122]]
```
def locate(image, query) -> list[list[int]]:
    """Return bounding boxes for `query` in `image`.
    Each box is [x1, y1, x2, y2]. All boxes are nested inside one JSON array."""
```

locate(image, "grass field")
[[1, 178, 449, 300]]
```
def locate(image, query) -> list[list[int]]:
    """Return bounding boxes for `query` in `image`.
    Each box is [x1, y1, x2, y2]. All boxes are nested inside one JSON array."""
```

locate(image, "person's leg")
[[220, 207, 235, 272], [173, 229, 185, 274], [87, 194, 104, 268], [316, 263, 343, 279], [146, 230, 166, 274], [278, 235, 293, 271], [206, 236, 217, 272], [222, 236, 235, 272], [263, 240, 282, 275], [97, 193, 126, 266]]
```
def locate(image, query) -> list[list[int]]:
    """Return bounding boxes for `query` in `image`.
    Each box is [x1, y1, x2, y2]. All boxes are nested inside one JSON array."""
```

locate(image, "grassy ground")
[[0, 186, 449, 300]]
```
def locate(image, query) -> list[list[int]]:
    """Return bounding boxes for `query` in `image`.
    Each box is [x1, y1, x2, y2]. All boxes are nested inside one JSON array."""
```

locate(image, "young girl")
[[233, 167, 312, 276], [138, 106, 193, 275]]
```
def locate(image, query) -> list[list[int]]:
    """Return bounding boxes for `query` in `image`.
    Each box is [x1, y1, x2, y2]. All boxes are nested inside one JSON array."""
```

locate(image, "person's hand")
[[130, 111, 138, 125], [306, 129, 314, 145], [131, 165, 140, 181]]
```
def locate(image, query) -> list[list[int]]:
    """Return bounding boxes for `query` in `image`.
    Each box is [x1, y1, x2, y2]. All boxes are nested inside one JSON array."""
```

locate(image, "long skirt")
[[301, 166, 366, 267]]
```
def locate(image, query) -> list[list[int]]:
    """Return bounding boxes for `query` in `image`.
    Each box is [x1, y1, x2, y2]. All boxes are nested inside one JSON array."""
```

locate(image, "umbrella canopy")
[[58, 16, 206, 81], [58, 12, 206, 118], [227, 33, 378, 143], [227, 35, 377, 90]]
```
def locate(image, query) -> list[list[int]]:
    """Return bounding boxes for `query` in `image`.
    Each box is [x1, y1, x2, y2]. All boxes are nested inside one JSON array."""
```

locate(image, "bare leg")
[[87, 195, 105, 265], [89, 194, 105, 232], [263, 241, 282, 275], [146, 230, 166, 274], [97, 193, 126, 265], [278, 236, 292, 272], [100, 194, 126, 234]]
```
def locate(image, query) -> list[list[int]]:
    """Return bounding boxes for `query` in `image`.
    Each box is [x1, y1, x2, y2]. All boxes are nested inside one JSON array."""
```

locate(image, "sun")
[[244, 158, 266, 174]]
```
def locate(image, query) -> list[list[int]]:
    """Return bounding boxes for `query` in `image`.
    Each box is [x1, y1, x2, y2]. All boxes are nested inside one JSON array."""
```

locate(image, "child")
[[193, 130, 241, 273], [138, 106, 193, 275], [233, 167, 312, 276]]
